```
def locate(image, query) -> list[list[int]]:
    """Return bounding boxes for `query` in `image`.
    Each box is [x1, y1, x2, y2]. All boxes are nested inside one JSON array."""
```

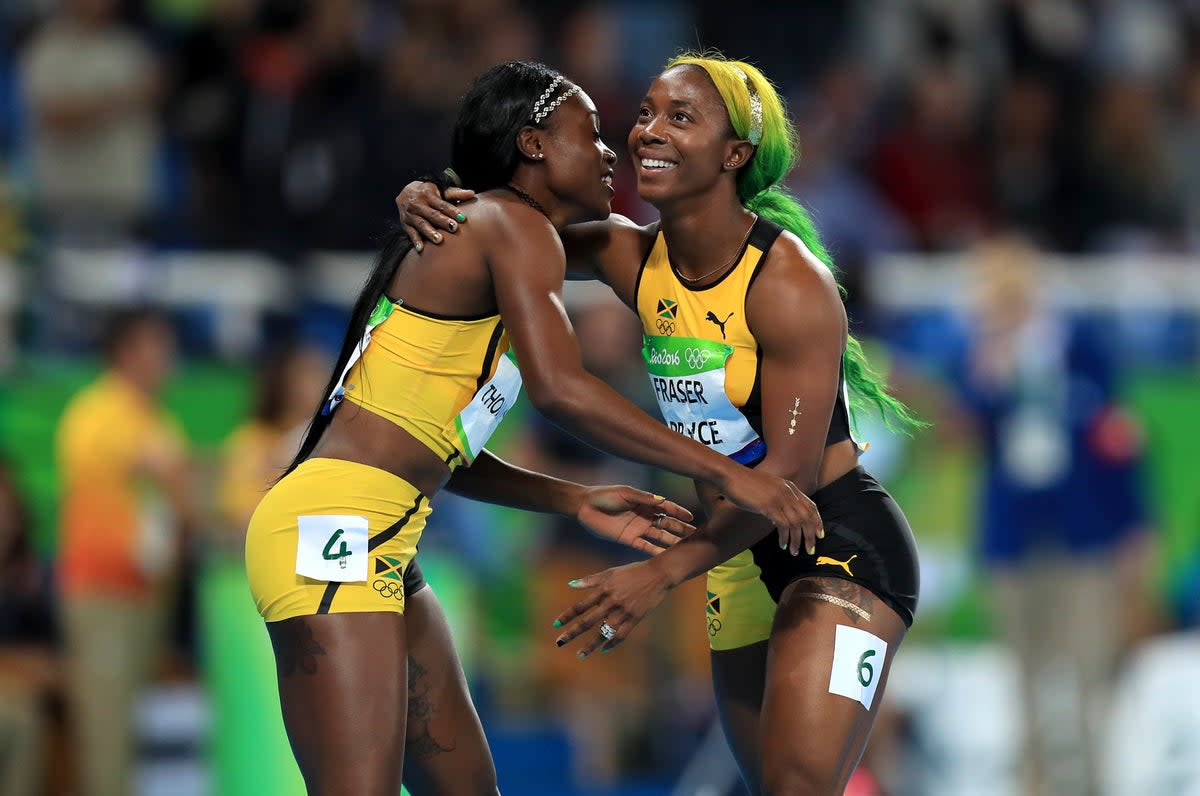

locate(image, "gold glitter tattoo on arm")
[[788, 397, 801, 435]]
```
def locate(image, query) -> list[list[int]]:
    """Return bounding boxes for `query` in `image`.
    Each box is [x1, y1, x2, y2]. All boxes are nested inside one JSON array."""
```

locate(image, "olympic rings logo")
[[656, 318, 675, 335], [685, 348, 713, 369], [707, 617, 722, 636], [373, 579, 403, 601]]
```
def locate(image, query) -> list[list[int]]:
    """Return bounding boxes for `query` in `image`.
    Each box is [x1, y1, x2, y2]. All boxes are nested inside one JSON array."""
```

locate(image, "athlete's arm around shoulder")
[[559, 215, 655, 303], [395, 179, 653, 303]]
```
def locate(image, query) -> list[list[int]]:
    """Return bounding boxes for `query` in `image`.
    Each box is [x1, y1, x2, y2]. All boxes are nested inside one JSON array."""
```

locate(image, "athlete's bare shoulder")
[[757, 229, 843, 305], [565, 213, 655, 249], [468, 189, 564, 256], [468, 190, 556, 232], [596, 212, 658, 245], [561, 214, 656, 303], [748, 229, 846, 338]]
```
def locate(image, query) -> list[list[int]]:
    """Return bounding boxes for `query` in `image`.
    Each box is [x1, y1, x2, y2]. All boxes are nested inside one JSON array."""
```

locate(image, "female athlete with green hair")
[[399, 53, 921, 794]]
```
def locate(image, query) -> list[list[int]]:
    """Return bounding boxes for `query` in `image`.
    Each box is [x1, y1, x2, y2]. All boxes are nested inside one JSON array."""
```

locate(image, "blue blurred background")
[[1, 1, 1199, 795]]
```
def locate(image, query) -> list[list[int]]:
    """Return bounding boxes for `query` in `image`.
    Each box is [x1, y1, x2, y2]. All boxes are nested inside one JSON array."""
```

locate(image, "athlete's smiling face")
[[628, 65, 739, 206], [542, 89, 618, 222]]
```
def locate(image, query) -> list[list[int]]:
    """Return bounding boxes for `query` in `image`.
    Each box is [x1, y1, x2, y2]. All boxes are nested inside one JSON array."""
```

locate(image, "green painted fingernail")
[[601, 647, 611, 654], [456, 212, 466, 222], [414, 242, 423, 252], [568, 579, 579, 586], [553, 619, 562, 628], [780, 541, 787, 550], [807, 546, 816, 556], [577, 651, 587, 660]]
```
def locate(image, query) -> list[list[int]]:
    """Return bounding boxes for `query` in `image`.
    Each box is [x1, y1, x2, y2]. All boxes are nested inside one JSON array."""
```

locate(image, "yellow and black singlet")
[[324, 295, 521, 467], [635, 216, 854, 465]]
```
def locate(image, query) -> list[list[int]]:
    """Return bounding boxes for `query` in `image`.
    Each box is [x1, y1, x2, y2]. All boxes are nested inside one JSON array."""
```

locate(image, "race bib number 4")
[[296, 515, 368, 582], [828, 624, 888, 711]]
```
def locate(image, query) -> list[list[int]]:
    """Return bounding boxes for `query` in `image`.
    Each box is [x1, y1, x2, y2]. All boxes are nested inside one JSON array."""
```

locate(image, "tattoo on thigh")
[[826, 578, 876, 620], [276, 618, 326, 677], [794, 577, 877, 624], [406, 656, 454, 760], [811, 593, 871, 622]]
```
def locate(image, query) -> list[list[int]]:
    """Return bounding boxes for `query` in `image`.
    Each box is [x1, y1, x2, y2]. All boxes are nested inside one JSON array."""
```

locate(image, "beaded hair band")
[[731, 66, 763, 145], [530, 74, 582, 125]]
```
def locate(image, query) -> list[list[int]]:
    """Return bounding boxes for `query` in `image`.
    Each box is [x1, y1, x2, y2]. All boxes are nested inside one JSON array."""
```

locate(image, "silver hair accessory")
[[530, 74, 581, 125], [599, 622, 617, 641], [530, 75, 564, 121], [732, 66, 763, 145]]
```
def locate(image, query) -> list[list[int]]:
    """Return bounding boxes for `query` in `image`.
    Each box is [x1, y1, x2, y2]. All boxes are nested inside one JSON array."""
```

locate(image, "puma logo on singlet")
[[705, 311, 734, 339], [816, 554, 857, 576]]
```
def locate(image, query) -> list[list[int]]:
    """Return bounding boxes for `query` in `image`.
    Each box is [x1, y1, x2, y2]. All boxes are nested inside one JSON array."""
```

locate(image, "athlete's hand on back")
[[721, 467, 824, 556], [574, 486, 695, 556], [395, 181, 475, 251]]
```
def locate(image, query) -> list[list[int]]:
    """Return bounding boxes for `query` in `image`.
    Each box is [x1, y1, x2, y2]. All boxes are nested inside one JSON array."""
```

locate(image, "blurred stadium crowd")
[[0, 1, 1199, 795], [1, 0, 1200, 256]]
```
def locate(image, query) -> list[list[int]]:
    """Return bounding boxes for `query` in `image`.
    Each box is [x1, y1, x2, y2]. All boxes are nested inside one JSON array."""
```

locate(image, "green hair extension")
[[667, 52, 926, 434]]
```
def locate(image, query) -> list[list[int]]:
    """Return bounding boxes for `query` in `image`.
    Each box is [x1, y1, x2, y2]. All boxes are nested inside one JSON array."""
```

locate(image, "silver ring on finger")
[[599, 621, 617, 641]]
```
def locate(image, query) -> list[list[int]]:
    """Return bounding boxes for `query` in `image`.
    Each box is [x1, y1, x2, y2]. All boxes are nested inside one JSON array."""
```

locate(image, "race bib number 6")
[[296, 515, 368, 582], [828, 624, 888, 711]]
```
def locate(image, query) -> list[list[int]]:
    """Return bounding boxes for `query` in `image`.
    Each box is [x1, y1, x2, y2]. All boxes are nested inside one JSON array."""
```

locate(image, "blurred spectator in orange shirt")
[[55, 307, 193, 796]]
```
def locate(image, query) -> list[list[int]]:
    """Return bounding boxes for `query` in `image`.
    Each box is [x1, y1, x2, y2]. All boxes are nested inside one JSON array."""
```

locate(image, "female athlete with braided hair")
[[399, 53, 922, 795], [246, 60, 820, 795]]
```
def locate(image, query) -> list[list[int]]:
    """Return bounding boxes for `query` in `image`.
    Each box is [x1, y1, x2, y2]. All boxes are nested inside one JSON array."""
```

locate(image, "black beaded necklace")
[[505, 183, 550, 219]]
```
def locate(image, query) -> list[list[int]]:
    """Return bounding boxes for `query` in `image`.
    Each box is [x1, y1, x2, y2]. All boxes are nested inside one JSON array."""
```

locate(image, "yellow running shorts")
[[705, 549, 778, 651], [245, 457, 431, 622]]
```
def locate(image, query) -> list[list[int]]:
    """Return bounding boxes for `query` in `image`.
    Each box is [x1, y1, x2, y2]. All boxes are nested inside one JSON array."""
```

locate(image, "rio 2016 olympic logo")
[[656, 318, 675, 335], [373, 579, 403, 601], [685, 348, 714, 369], [707, 617, 722, 636]]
